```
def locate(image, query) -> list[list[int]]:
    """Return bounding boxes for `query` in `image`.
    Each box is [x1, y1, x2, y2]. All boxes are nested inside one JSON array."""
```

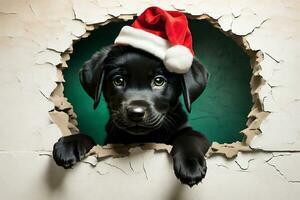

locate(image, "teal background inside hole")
[[64, 19, 253, 145]]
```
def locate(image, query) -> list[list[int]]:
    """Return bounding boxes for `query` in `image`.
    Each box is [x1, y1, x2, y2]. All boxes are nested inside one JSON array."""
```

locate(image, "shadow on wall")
[[64, 19, 252, 144]]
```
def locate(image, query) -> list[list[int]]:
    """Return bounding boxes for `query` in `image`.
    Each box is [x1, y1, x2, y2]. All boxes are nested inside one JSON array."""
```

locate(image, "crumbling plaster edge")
[[48, 9, 273, 160]]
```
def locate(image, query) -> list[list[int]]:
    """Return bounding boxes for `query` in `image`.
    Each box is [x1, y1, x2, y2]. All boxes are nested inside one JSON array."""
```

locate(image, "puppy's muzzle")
[[126, 100, 148, 122]]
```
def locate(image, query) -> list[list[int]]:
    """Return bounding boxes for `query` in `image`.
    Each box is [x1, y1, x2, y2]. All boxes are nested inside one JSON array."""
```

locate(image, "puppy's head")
[[79, 45, 208, 135]]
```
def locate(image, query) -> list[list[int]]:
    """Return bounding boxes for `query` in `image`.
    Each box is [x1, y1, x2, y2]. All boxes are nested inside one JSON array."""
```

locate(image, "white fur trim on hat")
[[163, 45, 193, 74], [114, 26, 170, 60], [114, 26, 193, 74]]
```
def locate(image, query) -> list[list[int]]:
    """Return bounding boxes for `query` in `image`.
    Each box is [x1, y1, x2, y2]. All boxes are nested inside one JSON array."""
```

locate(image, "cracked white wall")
[[0, 0, 299, 200]]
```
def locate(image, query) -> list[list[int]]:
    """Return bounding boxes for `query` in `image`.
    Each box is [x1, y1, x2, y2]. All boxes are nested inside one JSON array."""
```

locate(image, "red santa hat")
[[114, 6, 194, 74]]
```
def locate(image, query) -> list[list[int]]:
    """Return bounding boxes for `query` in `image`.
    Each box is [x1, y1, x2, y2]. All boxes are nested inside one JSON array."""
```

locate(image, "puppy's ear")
[[79, 46, 112, 109], [181, 58, 209, 113]]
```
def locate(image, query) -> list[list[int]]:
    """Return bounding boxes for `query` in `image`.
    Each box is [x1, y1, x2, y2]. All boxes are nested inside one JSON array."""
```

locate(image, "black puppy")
[[53, 45, 210, 187]]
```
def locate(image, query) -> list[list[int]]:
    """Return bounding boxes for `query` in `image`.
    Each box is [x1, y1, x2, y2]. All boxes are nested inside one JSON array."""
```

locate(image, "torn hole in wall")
[[49, 14, 268, 160]]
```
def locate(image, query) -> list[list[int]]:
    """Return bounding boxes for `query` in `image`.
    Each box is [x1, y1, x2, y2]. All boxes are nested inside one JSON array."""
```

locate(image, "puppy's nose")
[[127, 105, 146, 122]]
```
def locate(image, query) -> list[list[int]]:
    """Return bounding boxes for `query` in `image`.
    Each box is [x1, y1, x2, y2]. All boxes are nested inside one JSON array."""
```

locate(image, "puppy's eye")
[[152, 75, 166, 88], [113, 76, 125, 87]]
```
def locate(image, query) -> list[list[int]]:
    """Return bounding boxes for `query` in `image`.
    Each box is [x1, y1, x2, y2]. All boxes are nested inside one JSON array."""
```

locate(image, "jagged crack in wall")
[[51, 13, 267, 159]]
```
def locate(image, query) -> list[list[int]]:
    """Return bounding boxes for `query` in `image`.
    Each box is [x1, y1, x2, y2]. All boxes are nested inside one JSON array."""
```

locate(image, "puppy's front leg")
[[53, 134, 96, 169], [171, 127, 211, 187]]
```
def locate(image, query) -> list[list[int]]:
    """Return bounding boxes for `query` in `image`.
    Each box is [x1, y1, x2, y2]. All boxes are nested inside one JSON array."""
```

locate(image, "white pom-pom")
[[163, 45, 193, 74]]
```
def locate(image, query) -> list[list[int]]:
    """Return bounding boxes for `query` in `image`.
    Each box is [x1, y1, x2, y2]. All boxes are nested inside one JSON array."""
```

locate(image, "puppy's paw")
[[52, 134, 95, 169], [173, 154, 207, 187]]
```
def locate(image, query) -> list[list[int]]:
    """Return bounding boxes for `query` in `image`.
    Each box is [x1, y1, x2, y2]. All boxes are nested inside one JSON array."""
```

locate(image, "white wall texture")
[[0, 0, 299, 199]]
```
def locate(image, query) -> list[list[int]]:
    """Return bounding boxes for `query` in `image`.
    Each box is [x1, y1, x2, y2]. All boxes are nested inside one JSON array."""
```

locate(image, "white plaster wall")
[[0, 0, 299, 199]]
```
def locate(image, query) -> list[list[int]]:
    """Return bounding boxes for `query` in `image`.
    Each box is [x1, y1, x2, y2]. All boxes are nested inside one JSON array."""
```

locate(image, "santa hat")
[[114, 6, 194, 74]]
